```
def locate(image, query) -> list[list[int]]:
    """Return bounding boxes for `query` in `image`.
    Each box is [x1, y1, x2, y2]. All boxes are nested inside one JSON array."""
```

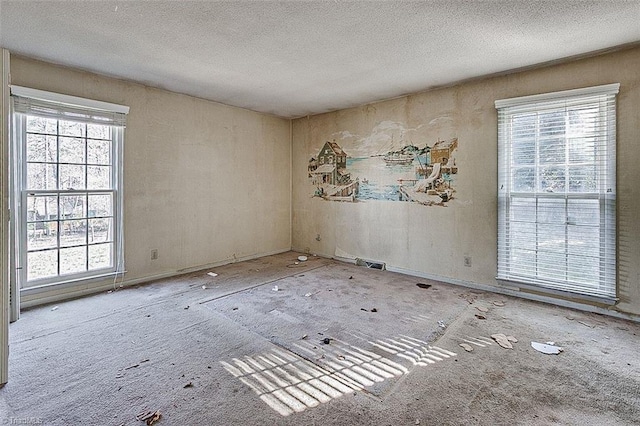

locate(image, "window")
[[11, 86, 128, 289], [496, 84, 617, 299]]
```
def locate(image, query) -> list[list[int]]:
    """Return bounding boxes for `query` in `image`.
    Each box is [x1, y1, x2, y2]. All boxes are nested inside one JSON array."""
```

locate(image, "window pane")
[[60, 246, 87, 275], [89, 243, 112, 270], [87, 124, 111, 140], [568, 106, 598, 135], [511, 113, 536, 138], [26, 134, 57, 162], [60, 219, 87, 247], [568, 225, 600, 257], [537, 224, 565, 252], [27, 249, 58, 280], [568, 165, 596, 192], [27, 163, 57, 190], [26, 195, 58, 222], [87, 166, 111, 189], [27, 222, 58, 251], [59, 137, 85, 164], [539, 137, 565, 164], [509, 222, 536, 250], [59, 120, 85, 137], [538, 110, 565, 137], [510, 197, 536, 222], [538, 198, 565, 224], [539, 166, 565, 192], [567, 254, 599, 287], [568, 200, 599, 225], [59, 164, 86, 189], [26, 116, 57, 134], [568, 137, 596, 164], [88, 193, 113, 217], [60, 194, 86, 219], [510, 249, 536, 275], [537, 250, 565, 281], [88, 218, 112, 243], [87, 139, 111, 165], [512, 167, 535, 192], [511, 138, 535, 165]]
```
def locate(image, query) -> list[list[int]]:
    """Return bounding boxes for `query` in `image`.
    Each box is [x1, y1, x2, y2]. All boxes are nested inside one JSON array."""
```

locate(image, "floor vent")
[[355, 258, 386, 270]]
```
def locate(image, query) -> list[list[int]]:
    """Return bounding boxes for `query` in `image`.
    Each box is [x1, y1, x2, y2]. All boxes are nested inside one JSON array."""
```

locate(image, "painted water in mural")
[[308, 121, 459, 206]]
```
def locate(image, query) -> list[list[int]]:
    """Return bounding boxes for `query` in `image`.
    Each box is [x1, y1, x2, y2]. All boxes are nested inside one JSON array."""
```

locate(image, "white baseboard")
[[385, 264, 640, 323], [20, 248, 291, 309]]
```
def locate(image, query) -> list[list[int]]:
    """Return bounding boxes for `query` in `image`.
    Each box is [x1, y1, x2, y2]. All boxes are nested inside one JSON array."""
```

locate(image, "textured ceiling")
[[1, 1, 640, 118]]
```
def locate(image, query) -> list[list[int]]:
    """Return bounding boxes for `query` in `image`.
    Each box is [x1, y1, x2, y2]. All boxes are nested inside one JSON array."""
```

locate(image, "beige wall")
[[11, 56, 292, 306], [292, 47, 640, 317]]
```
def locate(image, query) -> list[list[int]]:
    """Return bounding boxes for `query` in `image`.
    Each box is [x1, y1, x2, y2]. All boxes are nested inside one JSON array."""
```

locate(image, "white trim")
[[495, 83, 620, 108], [305, 248, 638, 323], [9, 85, 129, 114], [19, 248, 290, 308], [383, 264, 639, 323], [1, 48, 11, 385]]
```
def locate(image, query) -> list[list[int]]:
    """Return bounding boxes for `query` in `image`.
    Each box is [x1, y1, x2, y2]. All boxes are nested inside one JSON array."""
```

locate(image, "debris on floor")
[[201, 285, 208, 290], [531, 341, 564, 355], [322, 337, 332, 344], [361, 308, 368, 312], [51, 306, 59, 311], [349, 276, 353, 279], [301, 334, 308, 340], [183, 382, 194, 388], [438, 320, 446, 329], [578, 321, 595, 328], [297, 255, 308, 262], [416, 283, 432, 289], [506, 336, 518, 343], [491, 333, 514, 349], [493, 301, 505, 307], [272, 286, 279, 292], [475, 314, 486, 320], [459, 293, 478, 304], [184, 306, 189, 310], [125, 363, 140, 370], [476, 306, 489, 313], [371, 308, 378, 312], [304, 292, 312, 297], [207, 272, 218, 277], [459, 343, 474, 352], [136, 410, 161, 425]]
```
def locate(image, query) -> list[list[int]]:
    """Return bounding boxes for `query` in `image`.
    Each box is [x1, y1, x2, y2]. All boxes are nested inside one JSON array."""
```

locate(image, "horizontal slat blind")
[[11, 86, 128, 127], [496, 84, 618, 298]]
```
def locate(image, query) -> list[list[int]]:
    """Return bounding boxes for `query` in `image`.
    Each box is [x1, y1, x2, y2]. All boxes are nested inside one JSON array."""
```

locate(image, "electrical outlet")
[[464, 256, 472, 267], [151, 249, 158, 260]]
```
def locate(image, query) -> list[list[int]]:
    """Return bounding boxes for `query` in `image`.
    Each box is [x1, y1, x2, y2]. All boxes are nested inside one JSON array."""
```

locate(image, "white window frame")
[[10, 86, 128, 294], [495, 84, 618, 301]]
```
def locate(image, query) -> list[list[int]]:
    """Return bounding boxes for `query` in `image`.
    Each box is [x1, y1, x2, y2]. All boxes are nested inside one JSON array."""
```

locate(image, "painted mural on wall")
[[308, 121, 459, 206]]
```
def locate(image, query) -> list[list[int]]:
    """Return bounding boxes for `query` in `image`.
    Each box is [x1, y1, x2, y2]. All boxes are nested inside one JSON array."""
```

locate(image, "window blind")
[[11, 85, 128, 127], [496, 84, 618, 299]]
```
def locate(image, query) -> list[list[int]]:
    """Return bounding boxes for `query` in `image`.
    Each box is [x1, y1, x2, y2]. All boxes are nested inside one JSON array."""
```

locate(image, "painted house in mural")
[[430, 138, 458, 173], [309, 141, 350, 185]]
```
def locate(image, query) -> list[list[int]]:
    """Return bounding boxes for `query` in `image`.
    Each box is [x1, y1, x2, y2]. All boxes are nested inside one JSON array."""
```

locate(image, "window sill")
[[496, 278, 618, 306], [21, 271, 127, 297]]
